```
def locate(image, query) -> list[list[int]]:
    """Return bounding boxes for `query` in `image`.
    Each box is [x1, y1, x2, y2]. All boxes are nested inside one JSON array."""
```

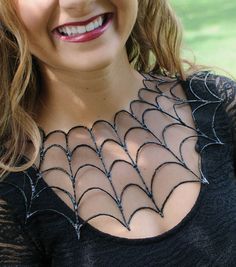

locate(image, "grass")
[[171, 0, 236, 76]]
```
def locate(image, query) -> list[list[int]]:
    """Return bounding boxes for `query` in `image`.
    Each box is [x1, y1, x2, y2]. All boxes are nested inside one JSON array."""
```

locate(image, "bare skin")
[[36, 52, 144, 133]]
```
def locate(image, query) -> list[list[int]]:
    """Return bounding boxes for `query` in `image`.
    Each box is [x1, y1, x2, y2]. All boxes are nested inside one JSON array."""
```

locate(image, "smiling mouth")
[[54, 13, 113, 39]]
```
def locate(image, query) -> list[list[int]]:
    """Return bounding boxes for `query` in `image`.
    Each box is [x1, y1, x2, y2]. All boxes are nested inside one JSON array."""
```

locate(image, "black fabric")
[[1, 72, 236, 267]]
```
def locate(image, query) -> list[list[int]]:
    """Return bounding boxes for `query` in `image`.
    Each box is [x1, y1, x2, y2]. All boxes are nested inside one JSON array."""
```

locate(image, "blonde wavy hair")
[[0, 0, 192, 177]]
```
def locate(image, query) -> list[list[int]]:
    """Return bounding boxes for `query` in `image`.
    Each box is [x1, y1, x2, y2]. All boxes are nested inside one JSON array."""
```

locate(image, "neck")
[[36, 53, 144, 133]]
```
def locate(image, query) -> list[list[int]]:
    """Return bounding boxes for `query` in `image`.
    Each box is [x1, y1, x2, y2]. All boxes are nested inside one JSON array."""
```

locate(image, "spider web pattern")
[[1, 72, 224, 240]]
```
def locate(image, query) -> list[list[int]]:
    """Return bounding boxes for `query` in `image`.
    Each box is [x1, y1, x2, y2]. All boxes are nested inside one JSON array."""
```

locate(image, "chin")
[[73, 58, 113, 72], [63, 50, 121, 73]]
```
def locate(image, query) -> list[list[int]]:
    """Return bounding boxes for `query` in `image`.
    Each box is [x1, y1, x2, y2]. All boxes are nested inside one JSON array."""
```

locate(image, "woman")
[[0, 0, 236, 266]]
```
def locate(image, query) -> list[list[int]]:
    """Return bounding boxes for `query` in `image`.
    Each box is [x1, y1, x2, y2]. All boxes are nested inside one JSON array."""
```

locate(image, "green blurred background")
[[171, 0, 236, 76]]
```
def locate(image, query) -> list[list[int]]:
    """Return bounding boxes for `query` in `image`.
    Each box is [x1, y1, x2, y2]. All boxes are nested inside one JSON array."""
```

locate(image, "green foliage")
[[171, 0, 236, 76]]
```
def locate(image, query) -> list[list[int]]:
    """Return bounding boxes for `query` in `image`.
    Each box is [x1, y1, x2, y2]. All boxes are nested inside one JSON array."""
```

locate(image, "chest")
[[35, 81, 207, 239]]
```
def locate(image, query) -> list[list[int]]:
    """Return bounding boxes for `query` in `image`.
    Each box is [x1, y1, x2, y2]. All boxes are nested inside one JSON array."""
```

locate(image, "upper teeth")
[[58, 16, 104, 36]]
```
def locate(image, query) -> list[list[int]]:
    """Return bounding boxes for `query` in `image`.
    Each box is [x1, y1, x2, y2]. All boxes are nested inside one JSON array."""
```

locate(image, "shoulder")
[[184, 71, 236, 107], [184, 71, 236, 139], [0, 169, 35, 222]]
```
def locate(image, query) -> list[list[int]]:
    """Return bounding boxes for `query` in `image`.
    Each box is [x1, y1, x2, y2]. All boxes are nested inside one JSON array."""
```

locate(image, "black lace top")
[[0, 72, 236, 267]]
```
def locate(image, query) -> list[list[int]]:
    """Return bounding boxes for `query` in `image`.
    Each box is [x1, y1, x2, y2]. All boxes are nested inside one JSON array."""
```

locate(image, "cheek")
[[110, 0, 138, 10], [16, 0, 55, 32], [110, 0, 138, 30]]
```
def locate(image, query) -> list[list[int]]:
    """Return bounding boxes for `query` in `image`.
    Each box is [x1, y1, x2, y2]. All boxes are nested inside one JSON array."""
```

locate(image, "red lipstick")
[[53, 13, 113, 43]]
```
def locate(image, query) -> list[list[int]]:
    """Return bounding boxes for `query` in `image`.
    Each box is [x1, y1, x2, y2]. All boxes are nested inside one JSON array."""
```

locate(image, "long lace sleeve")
[[0, 198, 46, 266], [213, 74, 236, 170], [215, 75, 236, 122]]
